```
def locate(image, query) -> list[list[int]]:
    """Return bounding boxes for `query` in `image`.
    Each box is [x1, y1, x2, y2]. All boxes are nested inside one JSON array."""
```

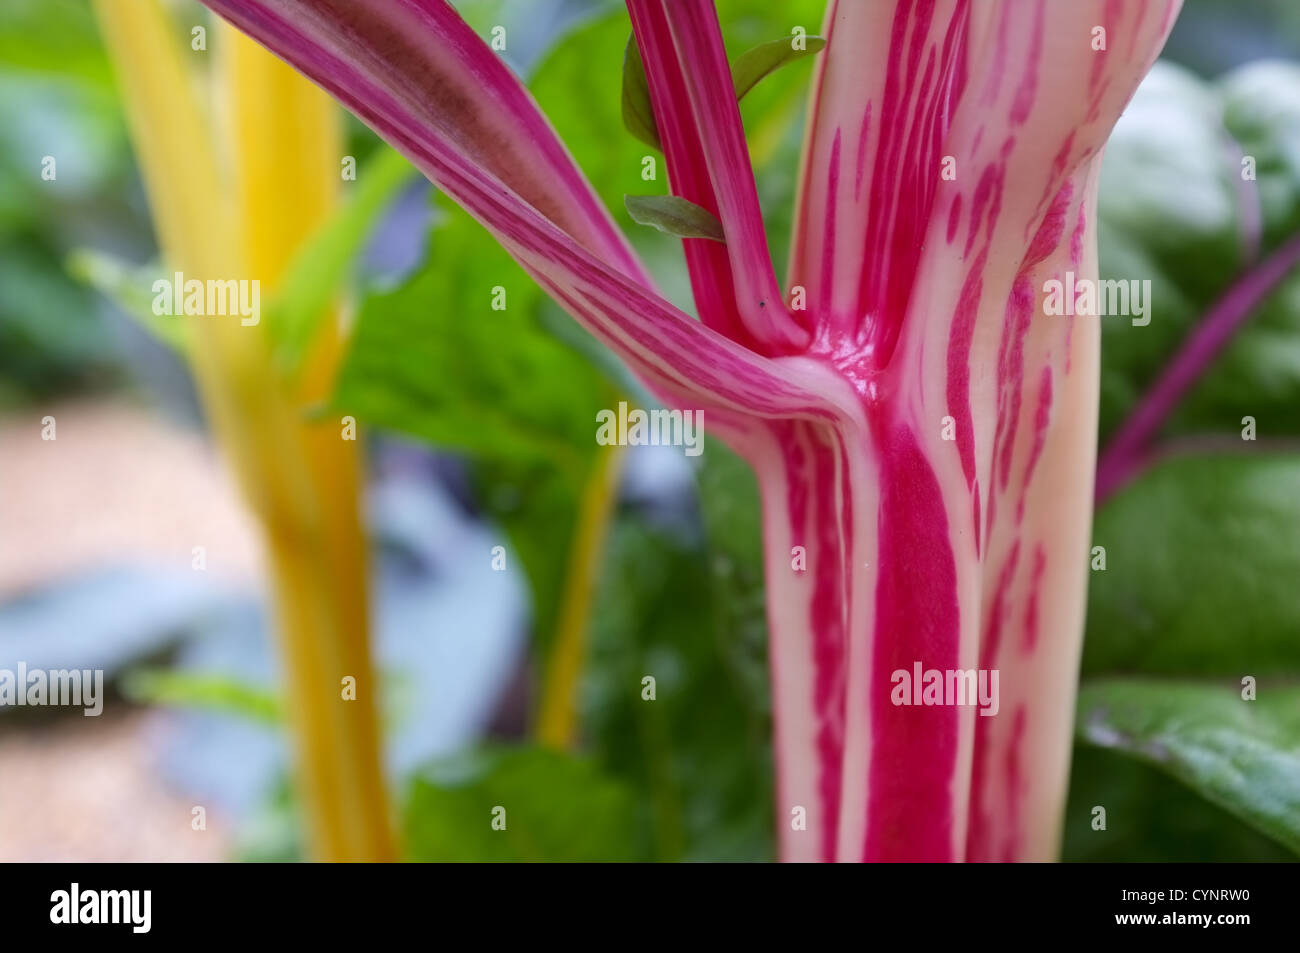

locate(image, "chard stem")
[[94, 0, 395, 861], [536, 445, 624, 749]]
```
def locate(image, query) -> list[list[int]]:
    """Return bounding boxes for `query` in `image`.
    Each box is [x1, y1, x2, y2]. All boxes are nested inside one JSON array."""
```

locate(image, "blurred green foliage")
[[0, 0, 137, 403], [1083, 454, 1300, 677], [404, 746, 643, 862], [335, 193, 616, 664], [1073, 58, 1300, 860], [581, 440, 773, 861], [122, 668, 282, 725]]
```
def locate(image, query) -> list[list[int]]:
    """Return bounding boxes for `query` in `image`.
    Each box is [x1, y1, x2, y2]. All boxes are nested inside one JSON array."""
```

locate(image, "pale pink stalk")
[[194, 0, 1180, 861]]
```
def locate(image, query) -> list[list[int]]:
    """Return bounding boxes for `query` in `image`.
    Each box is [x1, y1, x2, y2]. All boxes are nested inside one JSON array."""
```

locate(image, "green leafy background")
[[1076, 57, 1300, 862]]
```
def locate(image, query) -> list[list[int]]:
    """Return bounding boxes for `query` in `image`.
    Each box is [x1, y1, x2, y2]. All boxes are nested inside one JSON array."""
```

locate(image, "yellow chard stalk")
[[92, 0, 394, 861], [535, 444, 623, 750]]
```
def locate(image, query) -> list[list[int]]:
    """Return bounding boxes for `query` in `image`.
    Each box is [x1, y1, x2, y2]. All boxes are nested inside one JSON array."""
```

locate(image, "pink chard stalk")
[[196, 0, 1179, 861]]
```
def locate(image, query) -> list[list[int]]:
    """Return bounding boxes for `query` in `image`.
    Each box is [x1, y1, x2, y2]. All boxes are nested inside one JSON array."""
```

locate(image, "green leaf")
[[1061, 743, 1296, 862], [334, 200, 606, 477], [730, 35, 826, 101], [618, 28, 825, 150], [624, 194, 725, 242], [334, 197, 615, 654], [1084, 452, 1300, 677], [121, 668, 282, 725], [66, 249, 187, 352], [402, 746, 644, 861], [620, 35, 662, 152], [265, 146, 413, 372], [1076, 678, 1300, 855]]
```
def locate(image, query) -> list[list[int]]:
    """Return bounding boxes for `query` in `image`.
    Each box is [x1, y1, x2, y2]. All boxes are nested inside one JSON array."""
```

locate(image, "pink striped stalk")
[[192, 0, 1179, 861]]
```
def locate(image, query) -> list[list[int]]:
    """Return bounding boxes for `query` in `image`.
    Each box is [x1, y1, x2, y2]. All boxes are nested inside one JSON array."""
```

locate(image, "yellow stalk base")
[[94, 0, 394, 861]]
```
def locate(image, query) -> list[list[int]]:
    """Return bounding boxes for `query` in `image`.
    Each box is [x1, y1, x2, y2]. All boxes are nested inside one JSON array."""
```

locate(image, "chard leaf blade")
[[624, 194, 725, 242], [731, 35, 826, 101]]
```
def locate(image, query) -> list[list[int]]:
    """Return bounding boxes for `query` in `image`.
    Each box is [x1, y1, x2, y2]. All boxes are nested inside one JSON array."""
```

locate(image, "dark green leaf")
[[730, 35, 826, 101], [1084, 452, 1300, 677], [1062, 744, 1296, 862], [1076, 678, 1300, 855], [403, 746, 644, 861], [696, 439, 770, 717], [334, 200, 605, 477], [624, 194, 725, 242], [0, 236, 119, 404], [620, 35, 661, 151], [584, 440, 773, 862]]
